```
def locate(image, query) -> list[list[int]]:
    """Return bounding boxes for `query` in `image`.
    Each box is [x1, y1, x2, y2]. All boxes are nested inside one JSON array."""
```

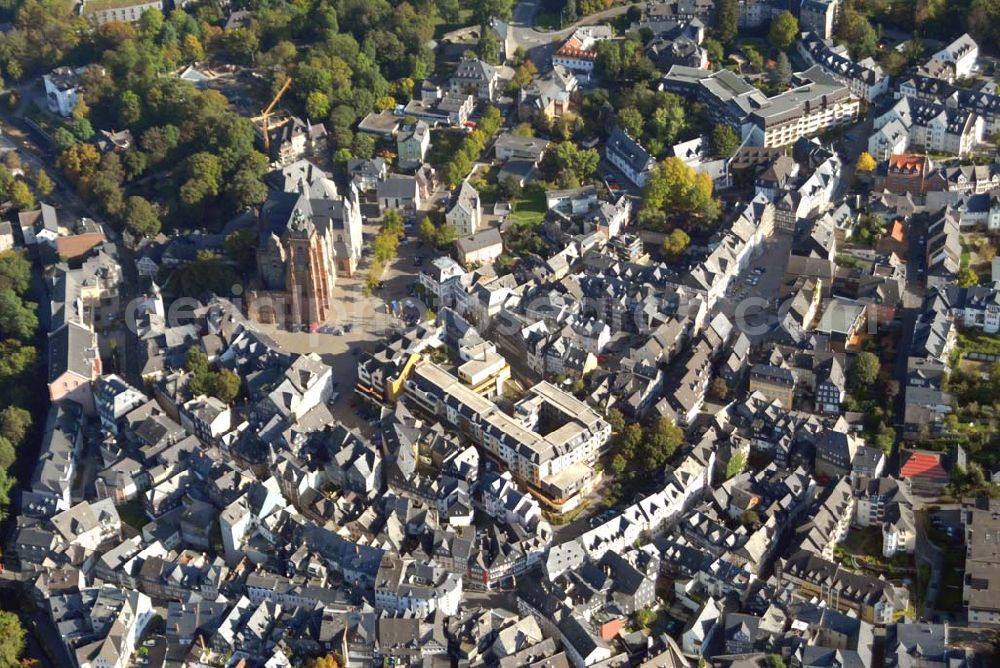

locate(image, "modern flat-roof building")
[[745, 67, 860, 147], [404, 361, 610, 513]]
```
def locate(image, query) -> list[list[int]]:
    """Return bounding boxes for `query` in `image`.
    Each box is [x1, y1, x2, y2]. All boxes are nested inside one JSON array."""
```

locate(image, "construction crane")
[[252, 76, 293, 154]]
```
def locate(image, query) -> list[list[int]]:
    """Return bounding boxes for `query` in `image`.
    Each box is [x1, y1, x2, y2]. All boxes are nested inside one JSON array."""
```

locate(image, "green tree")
[[968, 0, 1000, 52], [118, 90, 142, 126], [710, 124, 740, 158], [851, 351, 881, 390], [229, 167, 267, 211], [661, 228, 690, 260], [704, 38, 724, 67], [436, 223, 457, 247], [0, 289, 37, 341], [0, 436, 14, 470], [35, 168, 54, 197], [352, 133, 375, 160], [444, 153, 471, 188], [52, 128, 77, 152], [836, 9, 877, 60], [0, 250, 31, 294], [617, 107, 644, 140], [140, 125, 181, 165], [185, 347, 209, 376], [180, 152, 222, 206], [417, 217, 437, 245], [0, 468, 14, 522], [958, 267, 979, 287], [138, 7, 164, 38], [649, 99, 686, 145], [177, 251, 238, 298], [472, 0, 514, 25], [211, 369, 241, 404], [123, 196, 160, 238], [641, 417, 684, 469], [551, 141, 600, 184], [634, 608, 656, 628], [9, 180, 34, 210], [438, 0, 461, 22], [775, 51, 792, 86], [306, 90, 331, 120], [478, 29, 500, 64], [0, 405, 31, 446], [741, 44, 763, 72], [607, 408, 625, 433], [716, 0, 738, 43], [0, 339, 36, 380], [769, 11, 798, 52], [0, 610, 25, 666], [620, 422, 644, 459], [65, 117, 94, 142]]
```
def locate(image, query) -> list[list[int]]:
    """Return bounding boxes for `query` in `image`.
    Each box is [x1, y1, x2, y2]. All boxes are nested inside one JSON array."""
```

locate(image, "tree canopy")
[[856, 152, 877, 173], [768, 11, 798, 51], [0, 251, 31, 295], [0, 289, 37, 341], [642, 157, 720, 227], [0, 610, 25, 667], [123, 195, 161, 238], [710, 124, 740, 158], [851, 352, 881, 390]]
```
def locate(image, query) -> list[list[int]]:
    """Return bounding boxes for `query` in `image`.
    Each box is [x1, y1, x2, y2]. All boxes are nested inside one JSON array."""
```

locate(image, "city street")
[[718, 233, 794, 343]]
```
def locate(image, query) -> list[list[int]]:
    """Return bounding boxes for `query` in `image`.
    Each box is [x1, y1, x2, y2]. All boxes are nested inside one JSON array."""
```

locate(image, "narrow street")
[[915, 513, 945, 619]]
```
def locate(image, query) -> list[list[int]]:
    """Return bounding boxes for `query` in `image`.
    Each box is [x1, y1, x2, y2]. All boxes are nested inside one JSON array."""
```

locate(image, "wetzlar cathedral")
[[247, 162, 363, 328]]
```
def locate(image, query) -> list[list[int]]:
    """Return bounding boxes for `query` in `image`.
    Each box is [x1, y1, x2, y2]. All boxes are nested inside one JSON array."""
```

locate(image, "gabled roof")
[[48, 321, 97, 383]]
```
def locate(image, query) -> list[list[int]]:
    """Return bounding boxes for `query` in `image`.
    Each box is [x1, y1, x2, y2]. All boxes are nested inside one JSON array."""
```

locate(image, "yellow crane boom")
[[252, 76, 293, 153]]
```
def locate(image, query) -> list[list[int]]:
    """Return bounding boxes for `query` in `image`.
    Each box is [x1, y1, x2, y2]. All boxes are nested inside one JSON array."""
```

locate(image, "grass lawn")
[[725, 451, 747, 480], [841, 526, 884, 556], [535, 12, 562, 29], [957, 330, 1000, 358], [426, 130, 466, 170], [509, 189, 547, 226], [433, 7, 475, 39], [118, 499, 150, 530]]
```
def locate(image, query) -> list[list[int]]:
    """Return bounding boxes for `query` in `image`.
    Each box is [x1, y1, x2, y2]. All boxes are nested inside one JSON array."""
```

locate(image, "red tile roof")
[[56, 232, 106, 260], [556, 38, 597, 60], [901, 451, 948, 481], [889, 219, 905, 243], [888, 154, 926, 174]]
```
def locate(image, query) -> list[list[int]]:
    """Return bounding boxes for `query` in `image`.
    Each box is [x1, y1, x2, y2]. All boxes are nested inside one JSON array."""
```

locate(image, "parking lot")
[[718, 232, 793, 341]]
